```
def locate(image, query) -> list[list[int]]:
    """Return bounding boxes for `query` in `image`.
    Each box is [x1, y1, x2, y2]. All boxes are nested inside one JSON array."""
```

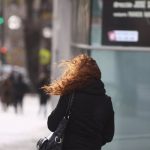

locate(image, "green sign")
[[0, 17, 4, 25]]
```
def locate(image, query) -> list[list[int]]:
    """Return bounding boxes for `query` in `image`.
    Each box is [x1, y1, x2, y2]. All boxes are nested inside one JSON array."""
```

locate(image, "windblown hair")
[[43, 54, 101, 95]]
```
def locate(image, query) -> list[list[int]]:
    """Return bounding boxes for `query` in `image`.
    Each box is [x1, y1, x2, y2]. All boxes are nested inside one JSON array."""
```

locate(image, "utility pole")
[[0, 0, 5, 64], [0, 0, 4, 46]]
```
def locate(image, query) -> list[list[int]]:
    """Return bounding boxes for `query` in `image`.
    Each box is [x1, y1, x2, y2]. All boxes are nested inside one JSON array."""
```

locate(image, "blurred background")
[[0, 0, 150, 150]]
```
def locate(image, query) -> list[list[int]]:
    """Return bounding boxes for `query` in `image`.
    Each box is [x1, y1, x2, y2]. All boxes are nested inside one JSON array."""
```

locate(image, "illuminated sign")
[[102, 0, 150, 47]]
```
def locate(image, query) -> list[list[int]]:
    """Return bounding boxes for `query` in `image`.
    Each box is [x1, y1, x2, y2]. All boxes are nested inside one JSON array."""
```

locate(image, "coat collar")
[[77, 79, 106, 95]]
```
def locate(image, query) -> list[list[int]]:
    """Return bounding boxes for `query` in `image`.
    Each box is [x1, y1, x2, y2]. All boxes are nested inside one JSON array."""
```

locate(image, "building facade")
[[52, 1, 150, 150]]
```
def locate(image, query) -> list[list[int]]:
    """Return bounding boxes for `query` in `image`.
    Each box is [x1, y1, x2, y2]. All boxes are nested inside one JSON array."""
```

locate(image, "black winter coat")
[[47, 79, 114, 150]]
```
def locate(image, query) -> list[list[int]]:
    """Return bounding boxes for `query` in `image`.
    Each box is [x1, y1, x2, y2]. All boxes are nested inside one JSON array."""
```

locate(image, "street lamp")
[[42, 27, 52, 38], [8, 15, 22, 30]]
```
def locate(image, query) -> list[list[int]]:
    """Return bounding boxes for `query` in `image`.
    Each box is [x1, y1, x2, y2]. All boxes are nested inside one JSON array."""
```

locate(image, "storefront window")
[[71, 0, 150, 149], [71, 0, 91, 44], [91, 1, 150, 150]]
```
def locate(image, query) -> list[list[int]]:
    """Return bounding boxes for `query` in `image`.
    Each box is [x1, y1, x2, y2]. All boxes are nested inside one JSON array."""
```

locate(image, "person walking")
[[44, 54, 115, 150], [37, 73, 50, 117], [0, 76, 13, 111], [14, 74, 29, 113]]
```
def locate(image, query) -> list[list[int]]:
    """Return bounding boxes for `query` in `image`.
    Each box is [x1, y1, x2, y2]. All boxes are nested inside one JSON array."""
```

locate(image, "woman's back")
[[46, 54, 114, 150], [48, 79, 114, 150], [63, 80, 114, 150]]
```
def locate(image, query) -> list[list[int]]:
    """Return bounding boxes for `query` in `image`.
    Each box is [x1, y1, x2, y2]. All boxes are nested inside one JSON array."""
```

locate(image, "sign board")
[[39, 48, 51, 65], [102, 0, 150, 47]]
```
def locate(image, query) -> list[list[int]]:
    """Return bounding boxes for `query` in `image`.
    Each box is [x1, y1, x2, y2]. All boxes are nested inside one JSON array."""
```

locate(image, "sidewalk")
[[0, 94, 52, 150], [0, 126, 50, 150]]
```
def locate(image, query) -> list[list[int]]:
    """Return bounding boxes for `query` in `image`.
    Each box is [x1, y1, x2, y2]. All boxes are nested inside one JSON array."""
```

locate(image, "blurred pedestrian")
[[13, 74, 29, 113], [0, 77, 13, 111], [44, 54, 115, 150], [37, 73, 50, 117]]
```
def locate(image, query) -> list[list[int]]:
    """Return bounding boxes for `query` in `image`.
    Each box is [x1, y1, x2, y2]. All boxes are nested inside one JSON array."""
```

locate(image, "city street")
[[1, 0, 150, 150], [0, 94, 150, 150], [0, 94, 52, 150]]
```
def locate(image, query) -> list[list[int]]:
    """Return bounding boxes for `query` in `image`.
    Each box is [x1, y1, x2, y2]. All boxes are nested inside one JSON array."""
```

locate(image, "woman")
[[44, 54, 114, 150]]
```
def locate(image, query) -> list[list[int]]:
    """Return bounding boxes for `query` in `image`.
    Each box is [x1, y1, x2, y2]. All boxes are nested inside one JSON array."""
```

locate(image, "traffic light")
[[0, 47, 7, 54], [0, 47, 7, 64], [0, 16, 4, 25]]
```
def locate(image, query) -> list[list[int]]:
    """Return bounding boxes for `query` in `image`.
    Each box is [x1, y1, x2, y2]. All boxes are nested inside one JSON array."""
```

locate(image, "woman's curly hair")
[[43, 54, 101, 95]]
